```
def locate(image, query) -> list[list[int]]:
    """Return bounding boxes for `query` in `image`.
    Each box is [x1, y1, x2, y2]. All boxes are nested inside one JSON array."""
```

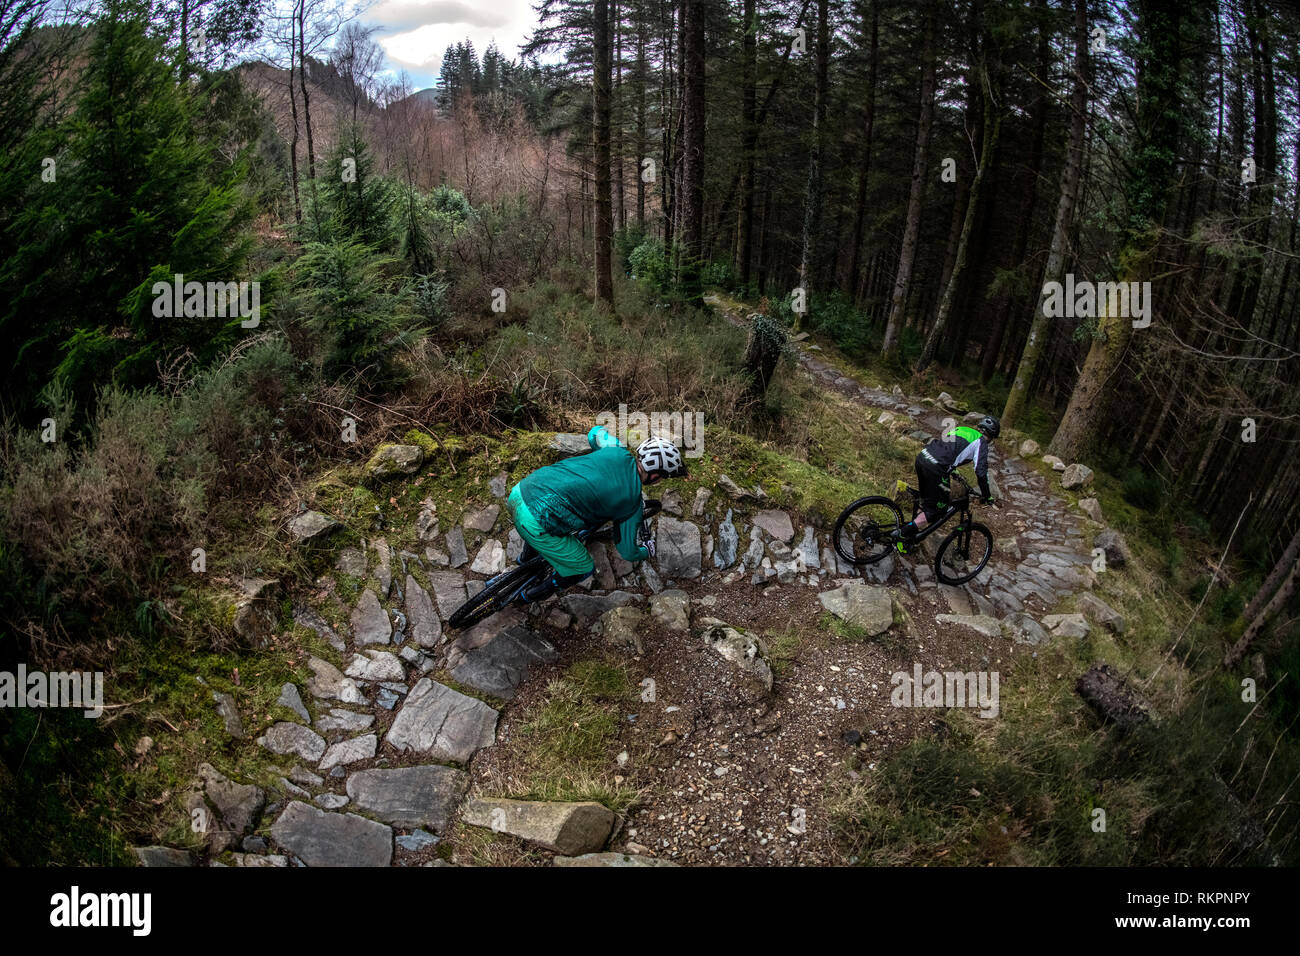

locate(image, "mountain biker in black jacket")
[[902, 415, 1000, 545]]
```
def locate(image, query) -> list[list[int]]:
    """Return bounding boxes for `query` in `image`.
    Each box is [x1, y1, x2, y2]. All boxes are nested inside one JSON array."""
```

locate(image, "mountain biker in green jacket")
[[506, 425, 689, 602], [901, 415, 1000, 546]]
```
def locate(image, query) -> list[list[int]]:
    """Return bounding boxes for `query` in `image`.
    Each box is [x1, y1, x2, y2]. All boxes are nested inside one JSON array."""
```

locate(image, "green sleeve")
[[588, 425, 624, 450], [615, 500, 649, 563]]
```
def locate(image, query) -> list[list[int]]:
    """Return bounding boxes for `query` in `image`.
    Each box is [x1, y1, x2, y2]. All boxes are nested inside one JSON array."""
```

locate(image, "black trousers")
[[914, 453, 951, 523]]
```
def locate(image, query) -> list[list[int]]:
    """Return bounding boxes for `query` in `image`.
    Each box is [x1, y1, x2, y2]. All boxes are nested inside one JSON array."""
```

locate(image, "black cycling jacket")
[[918, 426, 991, 499]]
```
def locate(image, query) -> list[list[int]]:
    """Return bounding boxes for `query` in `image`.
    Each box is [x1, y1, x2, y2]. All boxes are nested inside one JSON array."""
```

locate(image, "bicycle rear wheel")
[[934, 522, 993, 585], [447, 562, 541, 631], [833, 497, 904, 566]]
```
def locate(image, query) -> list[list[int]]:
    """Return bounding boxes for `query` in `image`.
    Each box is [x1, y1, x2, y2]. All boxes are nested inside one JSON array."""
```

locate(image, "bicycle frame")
[[485, 505, 658, 606], [484, 521, 613, 602], [902, 472, 973, 543]]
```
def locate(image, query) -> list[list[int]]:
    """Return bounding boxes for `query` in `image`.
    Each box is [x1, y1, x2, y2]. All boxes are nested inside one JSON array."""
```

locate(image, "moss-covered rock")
[[366, 443, 424, 479], [403, 429, 440, 458]]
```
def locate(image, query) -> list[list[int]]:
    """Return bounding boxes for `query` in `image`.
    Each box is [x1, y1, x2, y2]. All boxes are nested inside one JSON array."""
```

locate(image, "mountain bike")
[[831, 473, 995, 585], [447, 499, 663, 631]]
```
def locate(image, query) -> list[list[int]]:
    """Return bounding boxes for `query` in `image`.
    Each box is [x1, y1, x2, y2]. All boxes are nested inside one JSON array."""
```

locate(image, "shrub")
[[0, 385, 208, 661], [628, 238, 671, 292], [293, 239, 420, 384], [807, 292, 878, 359], [614, 224, 649, 270], [701, 258, 736, 290], [430, 184, 473, 225], [449, 193, 555, 289], [494, 373, 545, 428], [413, 273, 452, 325], [484, 276, 751, 431], [179, 337, 321, 493], [1122, 466, 1163, 510], [0, 337, 336, 667]]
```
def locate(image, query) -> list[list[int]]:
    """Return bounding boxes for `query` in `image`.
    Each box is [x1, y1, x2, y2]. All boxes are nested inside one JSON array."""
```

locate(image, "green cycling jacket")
[[517, 425, 649, 562]]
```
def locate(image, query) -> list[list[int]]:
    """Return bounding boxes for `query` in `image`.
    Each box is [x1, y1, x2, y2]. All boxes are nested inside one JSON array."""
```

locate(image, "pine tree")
[[1, 0, 254, 409]]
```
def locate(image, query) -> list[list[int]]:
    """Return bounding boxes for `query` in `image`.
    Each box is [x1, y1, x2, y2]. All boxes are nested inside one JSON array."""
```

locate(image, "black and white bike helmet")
[[976, 416, 1001, 439], [636, 436, 687, 479]]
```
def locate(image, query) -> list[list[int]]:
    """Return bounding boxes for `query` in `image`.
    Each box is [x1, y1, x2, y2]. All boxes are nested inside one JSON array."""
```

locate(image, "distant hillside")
[[394, 87, 440, 108], [235, 60, 442, 160]]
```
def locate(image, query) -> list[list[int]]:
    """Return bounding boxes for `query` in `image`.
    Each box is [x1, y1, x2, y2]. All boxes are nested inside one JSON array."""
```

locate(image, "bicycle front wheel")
[[447, 563, 539, 631], [833, 497, 903, 566], [934, 522, 994, 585]]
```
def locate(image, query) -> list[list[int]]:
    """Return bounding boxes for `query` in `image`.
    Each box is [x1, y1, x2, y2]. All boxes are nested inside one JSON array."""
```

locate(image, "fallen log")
[[1075, 662, 1152, 732]]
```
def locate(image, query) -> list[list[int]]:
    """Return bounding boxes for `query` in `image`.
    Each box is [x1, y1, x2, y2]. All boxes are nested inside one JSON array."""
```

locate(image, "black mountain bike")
[[832, 473, 995, 585], [446, 499, 663, 631]]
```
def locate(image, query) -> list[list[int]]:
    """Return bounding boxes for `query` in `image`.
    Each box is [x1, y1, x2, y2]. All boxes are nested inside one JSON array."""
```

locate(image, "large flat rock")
[[346, 766, 469, 832], [559, 590, 641, 628], [448, 624, 558, 699], [429, 571, 468, 619], [351, 589, 391, 645], [306, 656, 365, 705], [406, 575, 442, 646], [385, 678, 498, 762], [258, 722, 326, 762], [935, 614, 1002, 639], [316, 708, 374, 732], [655, 516, 702, 579], [752, 510, 795, 544], [462, 797, 615, 855], [1001, 612, 1051, 646], [344, 650, 405, 682], [133, 846, 194, 867], [366, 444, 423, 479], [319, 733, 377, 771], [1076, 592, 1126, 634], [198, 763, 264, 836], [554, 852, 679, 867], [818, 581, 893, 636], [270, 801, 392, 867], [549, 433, 591, 457], [1042, 612, 1090, 638], [288, 510, 341, 545], [293, 604, 347, 652]]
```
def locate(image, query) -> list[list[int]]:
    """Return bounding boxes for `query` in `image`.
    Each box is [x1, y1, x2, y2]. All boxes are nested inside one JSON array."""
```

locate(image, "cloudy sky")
[[364, 0, 542, 90]]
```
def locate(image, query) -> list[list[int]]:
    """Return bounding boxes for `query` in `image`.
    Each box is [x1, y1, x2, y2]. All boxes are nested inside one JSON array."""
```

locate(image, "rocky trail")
[[134, 311, 1135, 869]]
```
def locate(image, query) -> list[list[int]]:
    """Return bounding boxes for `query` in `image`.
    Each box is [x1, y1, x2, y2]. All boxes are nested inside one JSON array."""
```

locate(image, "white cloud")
[[368, 0, 512, 33], [368, 0, 538, 87]]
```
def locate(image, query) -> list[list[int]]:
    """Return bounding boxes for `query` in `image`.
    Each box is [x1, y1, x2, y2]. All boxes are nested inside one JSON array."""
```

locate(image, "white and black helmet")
[[636, 436, 687, 479]]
